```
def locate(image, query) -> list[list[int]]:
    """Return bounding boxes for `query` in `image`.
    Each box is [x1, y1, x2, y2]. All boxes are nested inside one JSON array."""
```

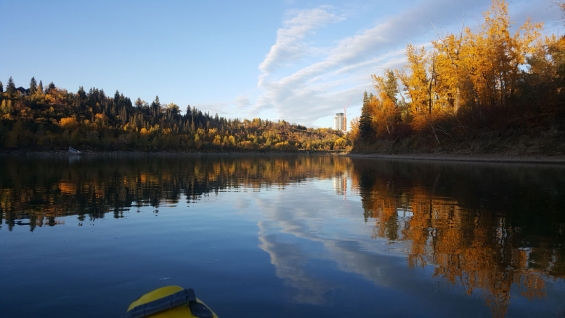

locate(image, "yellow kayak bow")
[[126, 286, 219, 318]]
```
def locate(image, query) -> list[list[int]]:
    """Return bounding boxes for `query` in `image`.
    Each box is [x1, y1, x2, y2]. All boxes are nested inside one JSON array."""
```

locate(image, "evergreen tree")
[[114, 90, 120, 105], [77, 86, 86, 99], [29, 77, 37, 95], [150, 95, 161, 117], [77, 86, 87, 108], [6, 76, 16, 95], [38, 81, 43, 94], [359, 91, 373, 140], [0, 81, 3, 93], [46, 82, 55, 94]]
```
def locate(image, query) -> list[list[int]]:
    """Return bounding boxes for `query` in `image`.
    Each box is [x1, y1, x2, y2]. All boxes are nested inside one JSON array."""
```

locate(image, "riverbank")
[[3, 149, 565, 164], [349, 125, 565, 165], [346, 153, 565, 165]]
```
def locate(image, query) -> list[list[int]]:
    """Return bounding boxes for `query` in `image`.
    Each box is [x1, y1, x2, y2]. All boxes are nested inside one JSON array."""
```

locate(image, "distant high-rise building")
[[334, 113, 346, 131]]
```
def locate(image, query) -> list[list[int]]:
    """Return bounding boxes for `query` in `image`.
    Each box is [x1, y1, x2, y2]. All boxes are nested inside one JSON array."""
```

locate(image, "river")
[[0, 154, 564, 317]]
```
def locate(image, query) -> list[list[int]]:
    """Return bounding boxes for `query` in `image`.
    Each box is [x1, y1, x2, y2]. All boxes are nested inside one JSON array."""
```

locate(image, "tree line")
[[0, 78, 347, 152], [351, 0, 565, 151]]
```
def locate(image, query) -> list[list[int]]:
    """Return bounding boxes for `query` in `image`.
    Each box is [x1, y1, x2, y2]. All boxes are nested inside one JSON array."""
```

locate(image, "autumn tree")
[[375, 1, 543, 131], [334, 136, 347, 149], [135, 98, 144, 108], [352, 0, 559, 152], [432, 31, 468, 114], [462, 0, 542, 113], [167, 103, 180, 114], [397, 45, 436, 131], [348, 117, 360, 141], [370, 70, 400, 135], [525, 34, 565, 118], [0, 99, 12, 117]]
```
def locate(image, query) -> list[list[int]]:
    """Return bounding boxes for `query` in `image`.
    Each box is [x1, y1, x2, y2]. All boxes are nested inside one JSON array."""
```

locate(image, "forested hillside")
[[0, 79, 347, 152], [351, 0, 565, 155], [3, 0, 563, 156]]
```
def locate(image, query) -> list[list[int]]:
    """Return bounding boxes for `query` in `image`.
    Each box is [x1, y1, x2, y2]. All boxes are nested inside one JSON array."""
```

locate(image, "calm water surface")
[[0, 154, 564, 318]]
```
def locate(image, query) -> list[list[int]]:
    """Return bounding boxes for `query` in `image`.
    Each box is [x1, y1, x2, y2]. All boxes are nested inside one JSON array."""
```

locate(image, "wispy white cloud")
[[251, 0, 558, 128], [252, 0, 498, 127], [258, 7, 341, 75]]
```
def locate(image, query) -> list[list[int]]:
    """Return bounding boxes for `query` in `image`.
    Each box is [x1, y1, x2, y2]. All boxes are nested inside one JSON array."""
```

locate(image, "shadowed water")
[[0, 154, 564, 317]]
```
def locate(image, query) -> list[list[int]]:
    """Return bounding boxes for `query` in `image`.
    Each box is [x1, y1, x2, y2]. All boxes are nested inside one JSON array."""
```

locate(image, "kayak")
[[126, 286, 219, 318]]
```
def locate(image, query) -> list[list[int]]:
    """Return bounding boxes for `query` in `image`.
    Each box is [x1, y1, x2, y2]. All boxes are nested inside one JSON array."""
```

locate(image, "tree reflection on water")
[[0, 154, 351, 230], [351, 159, 565, 317], [0, 154, 564, 317]]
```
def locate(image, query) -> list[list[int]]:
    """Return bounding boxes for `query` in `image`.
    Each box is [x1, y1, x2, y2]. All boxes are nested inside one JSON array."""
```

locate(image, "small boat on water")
[[126, 286, 218, 318], [68, 146, 82, 155]]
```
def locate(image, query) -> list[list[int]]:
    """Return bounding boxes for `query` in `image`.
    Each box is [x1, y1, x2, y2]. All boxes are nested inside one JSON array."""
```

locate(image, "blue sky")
[[1, 0, 562, 128]]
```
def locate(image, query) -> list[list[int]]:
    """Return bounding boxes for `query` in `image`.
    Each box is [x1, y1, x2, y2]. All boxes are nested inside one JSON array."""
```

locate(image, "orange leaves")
[[368, 91, 397, 135], [432, 33, 467, 114], [94, 113, 108, 126], [59, 117, 77, 128], [462, 0, 544, 109], [401, 45, 429, 116], [397, 45, 446, 131], [348, 117, 360, 140], [367, 70, 400, 136], [364, 0, 547, 138]]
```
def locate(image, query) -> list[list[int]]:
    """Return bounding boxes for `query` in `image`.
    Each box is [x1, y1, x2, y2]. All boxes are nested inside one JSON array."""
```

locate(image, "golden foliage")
[[59, 117, 77, 128], [363, 0, 548, 139], [369, 73, 400, 135], [348, 117, 360, 140], [333, 137, 347, 149]]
